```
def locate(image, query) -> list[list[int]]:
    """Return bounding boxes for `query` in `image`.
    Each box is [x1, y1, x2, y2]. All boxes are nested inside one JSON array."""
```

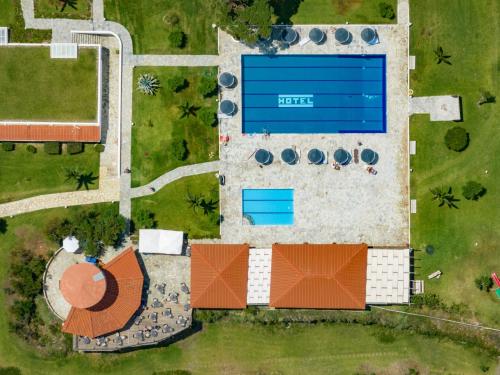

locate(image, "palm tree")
[[434, 46, 451, 65], [430, 186, 459, 208], [137, 73, 160, 95], [185, 191, 202, 212], [178, 102, 198, 119], [60, 0, 78, 12], [76, 172, 98, 190], [199, 198, 218, 215], [64, 167, 81, 182]]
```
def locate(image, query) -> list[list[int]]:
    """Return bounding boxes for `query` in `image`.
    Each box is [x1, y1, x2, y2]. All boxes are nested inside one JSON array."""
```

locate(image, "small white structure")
[[50, 43, 78, 59], [0, 27, 8, 45], [62, 236, 80, 253], [409, 95, 461, 121], [366, 248, 410, 304], [409, 55, 416, 70], [409, 141, 416, 155], [138, 229, 183, 255], [247, 248, 272, 305], [410, 199, 417, 213]]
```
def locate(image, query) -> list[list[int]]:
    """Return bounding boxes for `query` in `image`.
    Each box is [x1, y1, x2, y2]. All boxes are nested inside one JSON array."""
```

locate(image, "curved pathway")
[[131, 161, 220, 198]]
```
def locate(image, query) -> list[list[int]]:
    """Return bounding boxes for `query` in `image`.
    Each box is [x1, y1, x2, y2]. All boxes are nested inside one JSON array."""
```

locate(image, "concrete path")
[[132, 54, 220, 67], [409, 96, 462, 121], [131, 161, 220, 199], [397, 0, 410, 25]]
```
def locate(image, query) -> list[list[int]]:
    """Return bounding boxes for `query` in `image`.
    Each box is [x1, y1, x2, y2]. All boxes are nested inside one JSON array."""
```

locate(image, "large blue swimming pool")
[[241, 54, 386, 134], [242, 189, 294, 225]]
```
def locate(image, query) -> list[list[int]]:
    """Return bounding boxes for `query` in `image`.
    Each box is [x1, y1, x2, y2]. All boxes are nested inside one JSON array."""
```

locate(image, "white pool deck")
[[218, 25, 409, 248]]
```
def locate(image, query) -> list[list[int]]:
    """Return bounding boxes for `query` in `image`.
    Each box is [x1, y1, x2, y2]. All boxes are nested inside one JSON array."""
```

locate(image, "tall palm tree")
[[64, 167, 81, 182], [76, 172, 98, 190], [185, 191, 202, 212], [199, 198, 218, 215], [430, 186, 459, 208], [137, 73, 160, 95], [60, 0, 78, 12], [434, 46, 451, 65], [178, 102, 198, 119]]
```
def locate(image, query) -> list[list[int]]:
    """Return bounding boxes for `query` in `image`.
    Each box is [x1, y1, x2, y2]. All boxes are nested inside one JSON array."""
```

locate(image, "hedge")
[[1, 142, 15, 151], [67, 142, 84, 155], [44, 142, 61, 155]]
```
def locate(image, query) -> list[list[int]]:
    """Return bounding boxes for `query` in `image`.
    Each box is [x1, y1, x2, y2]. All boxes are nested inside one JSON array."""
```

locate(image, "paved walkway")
[[131, 161, 220, 198], [132, 54, 220, 66], [397, 0, 410, 25], [409, 96, 462, 121]]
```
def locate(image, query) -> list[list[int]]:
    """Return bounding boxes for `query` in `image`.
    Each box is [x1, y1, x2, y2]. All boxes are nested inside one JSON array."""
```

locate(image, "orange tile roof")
[[62, 248, 144, 338], [60, 263, 107, 309], [269, 244, 368, 309], [191, 244, 249, 309], [0, 124, 100, 142]]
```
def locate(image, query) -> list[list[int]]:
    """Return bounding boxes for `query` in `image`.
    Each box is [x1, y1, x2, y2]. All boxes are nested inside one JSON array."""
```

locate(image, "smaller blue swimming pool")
[[242, 189, 294, 225]]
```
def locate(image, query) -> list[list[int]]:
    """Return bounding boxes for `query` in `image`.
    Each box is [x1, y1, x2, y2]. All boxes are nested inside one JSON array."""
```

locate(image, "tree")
[[434, 46, 451, 65], [474, 275, 493, 292], [198, 107, 217, 126], [0, 218, 7, 234], [430, 186, 459, 208], [170, 136, 188, 161], [168, 75, 187, 93], [135, 208, 156, 229], [462, 181, 486, 200], [169, 30, 186, 48], [199, 75, 217, 97], [378, 2, 395, 19], [76, 172, 98, 190], [44, 217, 73, 243], [199, 198, 218, 215], [137, 73, 160, 96], [60, 0, 77, 12], [178, 102, 198, 118], [186, 191, 202, 212], [227, 0, 272, 45], [444, 126, 469, 151]]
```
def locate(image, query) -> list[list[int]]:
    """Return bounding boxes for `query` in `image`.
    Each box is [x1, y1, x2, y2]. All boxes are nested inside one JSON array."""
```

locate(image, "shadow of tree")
[[270, 0, 303, 24]]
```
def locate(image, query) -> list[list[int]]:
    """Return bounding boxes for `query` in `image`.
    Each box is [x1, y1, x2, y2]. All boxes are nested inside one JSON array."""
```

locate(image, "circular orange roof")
[[60, 263, 107, 309]]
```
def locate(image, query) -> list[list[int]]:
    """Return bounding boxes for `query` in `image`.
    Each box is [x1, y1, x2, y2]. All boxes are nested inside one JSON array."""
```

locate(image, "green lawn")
[[132, 173, 219, 239], [410, 0, 500, 326], [0, 144, 99, 203], [288, 0, 398, 24], [0, 47, 97, 121], [0, 0, 51, 42], [131, 67, 218, 187], [34, 0, 92, 19], [104, 0, 220, 54]]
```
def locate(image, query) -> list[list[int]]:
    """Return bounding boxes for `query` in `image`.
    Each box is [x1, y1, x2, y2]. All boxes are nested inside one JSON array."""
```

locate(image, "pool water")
[[242, 189, 294, 225], [241, 54, 386, 134]]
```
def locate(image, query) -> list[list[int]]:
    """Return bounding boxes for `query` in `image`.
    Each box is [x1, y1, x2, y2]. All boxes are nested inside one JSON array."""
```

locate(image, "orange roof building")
[[0, 124, 100, 142], [269, 244, 368, 309], [61, 248, 144, 338], [191, 244, 249, 309]]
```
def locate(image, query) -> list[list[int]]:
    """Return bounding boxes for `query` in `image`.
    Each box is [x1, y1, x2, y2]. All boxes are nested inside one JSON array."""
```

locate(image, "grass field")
[[131, 67, 218, 187], [0, 0, 52, 42], [132, 173, 220, 239], [409, 0, 500, 326], [288, 0, 398, 24], [0, 144, 99, 203], [104, 0, 220, 54], [34, 0, 92, 19], [0, 47, 97, 121]]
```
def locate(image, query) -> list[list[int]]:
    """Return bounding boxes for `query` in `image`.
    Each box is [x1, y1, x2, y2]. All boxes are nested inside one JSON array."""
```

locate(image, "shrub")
[[199, 75, 217, 97], [379, 2, 395, 19], [444, 126, 469, 151], [0, 367, 22, 375], [26, 145, 37, 154], [44, 217, 73, 243], [474, 275, 493, 292], [66, 142, 84, 155], [168, 75, 187, 93], [93, 144, 105, 153], [462, 181, 485, 200], [163, 12, 180, 26], [134, 208, 156, 229], [477, 90, 495, 106], [44, 142, 61, 155], [169, 29, 186, 48], [137, 73, 160, 96], [411, 293, 442, 309], [198, 107, 217, 126], [169, 136, 188, 160], [1, 142, 15, 151], [0, 218, 6, 234]]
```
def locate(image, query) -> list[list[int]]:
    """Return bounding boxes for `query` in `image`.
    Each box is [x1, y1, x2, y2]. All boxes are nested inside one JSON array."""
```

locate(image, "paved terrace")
[[44, 244, 192, 352], [218, 26, 409, 248]]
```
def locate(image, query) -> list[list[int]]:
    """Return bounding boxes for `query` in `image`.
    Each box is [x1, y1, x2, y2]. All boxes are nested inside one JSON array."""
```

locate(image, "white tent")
[[138, 229, 184, 255], [62, 236, 80, 253]]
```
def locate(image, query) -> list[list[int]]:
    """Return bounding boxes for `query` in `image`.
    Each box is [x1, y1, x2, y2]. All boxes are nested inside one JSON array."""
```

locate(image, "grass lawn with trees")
[[0, 47, 97, 121], [409, 0, 500, 327], [131, 67, 218, 187], [0, 144, 99, 203], [34, 0, 92, 19], [0, 0, 51, 42], [282, 0, 398, 24], [132, 173, 219, 239], [104, 0, 221, 54]]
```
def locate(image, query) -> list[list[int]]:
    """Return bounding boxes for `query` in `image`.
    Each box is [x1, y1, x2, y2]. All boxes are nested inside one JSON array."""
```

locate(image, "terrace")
[[218, 25, 409, 248]]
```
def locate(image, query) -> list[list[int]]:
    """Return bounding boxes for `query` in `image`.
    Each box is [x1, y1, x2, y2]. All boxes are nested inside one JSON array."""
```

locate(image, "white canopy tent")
[[138, 229, 184, 255], [62, 236, 80, 253]]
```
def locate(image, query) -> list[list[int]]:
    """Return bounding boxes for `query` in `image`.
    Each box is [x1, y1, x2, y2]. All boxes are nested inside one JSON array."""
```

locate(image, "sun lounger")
[[428, 270, 442, 279]]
